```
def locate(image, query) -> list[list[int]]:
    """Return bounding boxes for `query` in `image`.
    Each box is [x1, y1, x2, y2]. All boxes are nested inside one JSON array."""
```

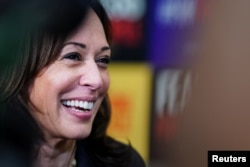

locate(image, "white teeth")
[[88, 102, 93, 109], [70, 101, 74, 106], [62, 100, 94, 110], [75, 100, 79, 107], [83, 101, 88, 109], [79, 101, 84, 108]]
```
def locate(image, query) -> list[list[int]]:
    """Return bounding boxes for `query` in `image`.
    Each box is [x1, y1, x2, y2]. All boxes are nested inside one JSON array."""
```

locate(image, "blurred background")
[[99, 0, 208, 166], [102, 0, 250, 167]]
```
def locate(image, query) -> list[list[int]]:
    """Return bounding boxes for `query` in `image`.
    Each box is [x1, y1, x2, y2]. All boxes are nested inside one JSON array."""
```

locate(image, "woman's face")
[[28, 9, 110, 140]]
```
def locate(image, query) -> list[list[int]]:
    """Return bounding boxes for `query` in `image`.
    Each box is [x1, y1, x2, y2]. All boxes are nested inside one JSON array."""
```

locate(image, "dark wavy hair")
[[0, 0, 131, 166]]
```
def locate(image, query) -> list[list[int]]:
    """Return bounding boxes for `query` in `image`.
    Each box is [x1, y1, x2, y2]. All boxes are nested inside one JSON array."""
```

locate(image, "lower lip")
[[64, 106, 92, 120]]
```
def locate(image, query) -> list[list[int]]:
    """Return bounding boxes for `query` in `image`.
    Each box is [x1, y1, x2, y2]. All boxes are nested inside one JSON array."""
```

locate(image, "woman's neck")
[[35, 138, 76, 167]]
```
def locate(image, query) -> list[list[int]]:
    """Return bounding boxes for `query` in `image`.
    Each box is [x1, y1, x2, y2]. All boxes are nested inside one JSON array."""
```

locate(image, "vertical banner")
[[147, 0, 206, 166], [107, 63, 152, 163]]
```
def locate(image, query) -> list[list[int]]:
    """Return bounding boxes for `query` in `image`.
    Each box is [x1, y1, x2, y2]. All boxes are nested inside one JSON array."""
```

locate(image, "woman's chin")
[[67, 128, 92, 140]]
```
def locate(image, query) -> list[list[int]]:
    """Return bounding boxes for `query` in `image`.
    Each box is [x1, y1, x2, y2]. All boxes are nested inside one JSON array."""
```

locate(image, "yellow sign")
[[107, 63, 152, 163]]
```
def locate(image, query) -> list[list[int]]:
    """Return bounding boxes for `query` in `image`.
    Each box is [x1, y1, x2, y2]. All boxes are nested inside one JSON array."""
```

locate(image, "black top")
[[76, 140, 146, 167]]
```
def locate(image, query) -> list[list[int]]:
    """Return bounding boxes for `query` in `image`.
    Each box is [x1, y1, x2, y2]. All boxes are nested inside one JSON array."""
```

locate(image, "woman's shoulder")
[[107, 137, 146, 167], [129, 145, 146, 167], [78, 137, 146, 167]]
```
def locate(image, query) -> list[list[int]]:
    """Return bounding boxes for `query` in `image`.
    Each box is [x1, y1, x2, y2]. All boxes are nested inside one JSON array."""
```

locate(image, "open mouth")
[[61, 100, 94, 112]]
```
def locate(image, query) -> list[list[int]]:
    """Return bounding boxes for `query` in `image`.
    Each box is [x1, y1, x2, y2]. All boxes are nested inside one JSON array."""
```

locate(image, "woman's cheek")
[[103, 71, 110, 90]]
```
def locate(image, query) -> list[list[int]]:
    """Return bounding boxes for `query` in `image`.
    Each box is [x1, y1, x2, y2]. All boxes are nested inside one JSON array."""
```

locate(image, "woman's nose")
[[78, 60, 103, 90]]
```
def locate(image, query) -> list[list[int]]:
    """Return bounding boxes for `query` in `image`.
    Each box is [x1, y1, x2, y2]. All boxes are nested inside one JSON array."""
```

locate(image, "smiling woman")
[[0, 0, 145, 167], [28, 9, 111, 142]]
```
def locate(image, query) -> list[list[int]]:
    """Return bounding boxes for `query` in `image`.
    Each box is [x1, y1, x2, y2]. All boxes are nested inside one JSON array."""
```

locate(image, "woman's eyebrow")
[[101, 46, 110, 52], [63, 42, 86, 49], [63, 42, 110, 52]]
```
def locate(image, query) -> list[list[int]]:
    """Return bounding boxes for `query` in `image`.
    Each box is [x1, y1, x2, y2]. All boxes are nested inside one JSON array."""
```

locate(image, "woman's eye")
[[96, 56, 110, 67], [63, 52, 81, 61]]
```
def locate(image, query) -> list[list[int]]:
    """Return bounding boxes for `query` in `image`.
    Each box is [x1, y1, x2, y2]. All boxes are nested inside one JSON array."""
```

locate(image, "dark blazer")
[[76, 140, 146, 167]]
